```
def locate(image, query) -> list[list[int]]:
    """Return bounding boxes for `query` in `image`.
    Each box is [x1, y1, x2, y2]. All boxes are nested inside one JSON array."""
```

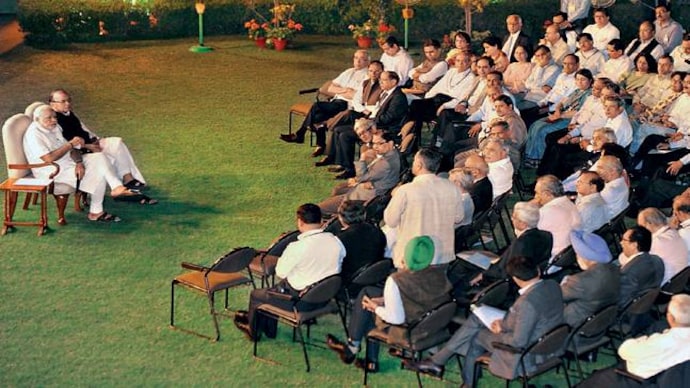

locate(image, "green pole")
[[190, 7, 212, 53], [404, 18, 409, 50]]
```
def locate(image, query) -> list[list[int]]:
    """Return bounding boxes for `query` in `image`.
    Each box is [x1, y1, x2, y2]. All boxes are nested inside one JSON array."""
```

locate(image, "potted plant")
[[348, 19, 376, 48], [266, 3, 303, 51], [244, 18, 269, 48], [376, 21, 396, 46]]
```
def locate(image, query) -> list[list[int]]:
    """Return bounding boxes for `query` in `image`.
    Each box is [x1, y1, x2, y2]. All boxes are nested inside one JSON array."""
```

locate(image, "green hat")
[[404, 236, 435, 271]]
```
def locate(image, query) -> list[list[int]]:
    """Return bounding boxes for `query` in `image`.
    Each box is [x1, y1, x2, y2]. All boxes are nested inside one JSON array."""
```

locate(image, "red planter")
[[357, 36, 373, 48], [255, 37, 266, 48], [273, 38, 288, 51]]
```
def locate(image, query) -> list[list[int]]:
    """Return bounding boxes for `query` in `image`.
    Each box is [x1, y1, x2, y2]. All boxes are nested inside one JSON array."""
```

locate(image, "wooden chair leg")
[[54, 194, 69, 225], [74, 191, 86, 212], [23, 193, 34, 210]]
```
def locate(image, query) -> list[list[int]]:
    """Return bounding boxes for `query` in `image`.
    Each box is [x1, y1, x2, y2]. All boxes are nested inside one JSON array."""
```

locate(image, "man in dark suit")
[[618, 226, 665, 308], [372, 71, 408, 136], [561, 231, 620, 329], [464, 154, 493, 214], [405, 256, 564, 385], [502, 14, 532, 63]]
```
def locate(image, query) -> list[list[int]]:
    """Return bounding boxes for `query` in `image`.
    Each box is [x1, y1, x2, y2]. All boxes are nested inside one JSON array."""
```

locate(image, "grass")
[[0, 35, 617, 387]]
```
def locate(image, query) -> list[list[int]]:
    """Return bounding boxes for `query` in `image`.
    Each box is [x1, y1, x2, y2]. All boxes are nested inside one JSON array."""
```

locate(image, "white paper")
[[471, 304, 507, 328], [13, 178, 52, 186]]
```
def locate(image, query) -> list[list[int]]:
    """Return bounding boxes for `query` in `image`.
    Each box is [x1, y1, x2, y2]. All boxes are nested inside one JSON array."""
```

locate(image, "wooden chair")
[[1, 113, 79, 235], [287, 81, 335, 146], [253, 274, 345, 372], [169, 247, 257, 341]]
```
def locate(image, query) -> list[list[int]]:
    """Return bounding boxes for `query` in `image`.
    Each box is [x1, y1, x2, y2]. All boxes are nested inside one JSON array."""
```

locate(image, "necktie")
[[379, 91, 389, 103]]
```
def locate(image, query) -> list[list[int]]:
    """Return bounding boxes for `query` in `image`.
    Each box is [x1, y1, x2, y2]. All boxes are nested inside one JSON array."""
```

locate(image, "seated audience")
[[402, 38, 447, 97], [669, 33, 690, 72], [637, 207, 689, 285], [482, 138, 514, 199], [596, 155, 630, 219], [325, 236, 452, 373], [624, 20, 665, 61], [582, 294, 690, 386], [672, 194, 690, 254], [24, 106, 141, 223], [633, 55, 674, 111], [582, 8, 620, 55], [464, 154, 493, 214], [503, 45, 534, 94], [323, 118, 376, 178], [540, 24, 571, 66], [445, 30, 472, 65], [574, 33, 606, 75], [318, 132, 400, 216], [404, 255, 564, 385], [574, 171, 609, 232], [380, 36, 414, 85], [562, 231, 620, 329], [620, 53, 656, 99], [502, 15, 532, 63], [617, 226, 665, 308], [654, 4, 684, 54], [483, 36, 510, 72], [233, 204, 345, 340], [448, 168, 475, 227], [598, 39, 634, 83], [533, 175, 582, 258]]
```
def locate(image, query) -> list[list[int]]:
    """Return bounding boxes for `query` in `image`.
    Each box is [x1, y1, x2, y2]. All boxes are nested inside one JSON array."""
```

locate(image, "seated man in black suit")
[[333, 200, 387, 287], [464, 154, 493, 214], [233, 204, 346, 340], [370, 71, 409, 137], [325, 236, 452, 372], [617, 226, 665, 309], [405, 255, 564, 386]]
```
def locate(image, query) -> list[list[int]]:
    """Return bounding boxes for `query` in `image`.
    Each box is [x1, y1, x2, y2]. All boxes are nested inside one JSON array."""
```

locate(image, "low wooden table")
[[0, 178, 51, 236]]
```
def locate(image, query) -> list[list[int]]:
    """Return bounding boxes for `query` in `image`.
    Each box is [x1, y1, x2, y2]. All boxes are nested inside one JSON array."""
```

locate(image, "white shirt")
[[408, 60, 448, 84], [651, 226, 689, 285], [524, 62, 562, 103], [331, 67, 368, 102], [576, 49, 606, 76], [679, 219, 690, 259], [23, 122, 78, 188], [375, 276, 405, 324], [637, 74, 673, 108], [539, 71, 577, 109], [568, 95, 606, 139], [604, 110, 633, 148], [624, 38, 665, 61], [576, 192, 609, 233], [599, 55, 634, 83], [583, 22, 621, 53], [670, 45, 690, 72], [561, 0, 590, 23], [600, 176, 629, 219], [381, 48, 415, 85], [619, 327, 690, 379], [539, 196, 582, 257], [502, 31, 521, 57], [275, 229, 345, 290], [426, 68, 476, 109], [487, 157, 514, 199]]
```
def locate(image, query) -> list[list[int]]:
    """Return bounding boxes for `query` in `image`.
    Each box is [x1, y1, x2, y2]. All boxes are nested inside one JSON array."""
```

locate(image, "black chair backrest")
[[576, 304, 618, 338], [473, 279, 510, 308], [350, 259, 394, 287], [265, 230, 300, 257], [545, 246, 576, 272], [299, 275, 342, 305], [364, 193, 392, 225], [525, 324, 570, 357], [656, 359, 690, 387], [409, 300, 456, 337], [623, 288, 661, 316], [322, 216, 343, 234], [211, 247, 257, 273], [662, 266, 690, 295]]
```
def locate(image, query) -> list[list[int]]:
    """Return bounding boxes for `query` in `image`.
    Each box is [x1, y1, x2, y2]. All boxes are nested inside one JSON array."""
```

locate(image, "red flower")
[[294, 23, 303, 31]]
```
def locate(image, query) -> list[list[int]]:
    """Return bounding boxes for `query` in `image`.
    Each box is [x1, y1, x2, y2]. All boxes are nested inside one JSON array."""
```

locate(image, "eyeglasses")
[[372, 141, 387, 146], [621, 238, 632, 242], [51, 99, 71, 104]]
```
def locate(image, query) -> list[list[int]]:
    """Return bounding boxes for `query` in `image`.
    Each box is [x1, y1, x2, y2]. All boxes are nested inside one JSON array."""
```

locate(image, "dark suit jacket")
[[488, 279, 564, 379], [502, 31, 532, 62], [470, 177, 493, 214], [336, 222, 386, 283], [485, 228, 553, 282], [562, 263, 620, 327], [375, 87, 408, 134], [619, 252, 665, 308]]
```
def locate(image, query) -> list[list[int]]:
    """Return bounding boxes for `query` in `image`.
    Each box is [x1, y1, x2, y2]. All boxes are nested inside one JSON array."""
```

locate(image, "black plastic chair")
[[611, 288, 661, 343], [253, 274, 346, 372], [474, 323, 572, 388], [542, 246, 578, 278], [456, 208, 492, 252], [615, 359, 690, 387], [249, 230, 300, 288], [170, 247, 257, 341], [453, 278, 510, 326], [485, 191, 513, 251], [565, 304, 618, 381], [339, 259, 394, 322], [364, 192, 392, 225], [655, 266, 690, 315], [364, 300, 457, 386]]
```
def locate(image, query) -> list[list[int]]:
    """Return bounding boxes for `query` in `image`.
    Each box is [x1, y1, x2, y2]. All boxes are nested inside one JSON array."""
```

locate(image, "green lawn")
[[0, 35, 615, 387]]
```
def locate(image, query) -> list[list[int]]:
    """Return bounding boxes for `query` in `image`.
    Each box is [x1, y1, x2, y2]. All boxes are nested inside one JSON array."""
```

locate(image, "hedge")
[[17, 0, 685, 48]]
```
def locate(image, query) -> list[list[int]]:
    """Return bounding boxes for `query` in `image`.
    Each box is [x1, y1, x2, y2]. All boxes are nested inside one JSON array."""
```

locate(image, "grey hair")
[[638, 207, 669, 227], [481, 137, 510, 153], [669, 294, 690, 326], [537, 174, 564, 197], [593, 127, 617, 143], [449, 168, 474, 191], [513, 201, 540, 228], [598, 155, 623, 175], [33, 104, 52, 120], [354, 118, 374, 133]]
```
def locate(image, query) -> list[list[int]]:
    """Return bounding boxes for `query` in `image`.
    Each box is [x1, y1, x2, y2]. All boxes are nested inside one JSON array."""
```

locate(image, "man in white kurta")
[[23, 106, 134, 221], [534, 175, 581, 258], [582, 9, 620, 55], [384, 149, 463, 268]]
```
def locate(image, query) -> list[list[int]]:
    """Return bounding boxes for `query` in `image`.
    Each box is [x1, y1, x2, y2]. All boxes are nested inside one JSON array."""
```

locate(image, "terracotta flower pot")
[[357, 36, 373, 48], [255, 37, 267, 48], [274, 38, 288, 51]]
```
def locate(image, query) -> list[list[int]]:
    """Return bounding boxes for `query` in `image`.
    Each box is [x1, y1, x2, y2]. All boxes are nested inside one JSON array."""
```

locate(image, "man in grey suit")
[[318, 132, 400, 216], [562, 230, 620, 329], [404, 255, 564, 386], [618, 226, 665, 308]]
